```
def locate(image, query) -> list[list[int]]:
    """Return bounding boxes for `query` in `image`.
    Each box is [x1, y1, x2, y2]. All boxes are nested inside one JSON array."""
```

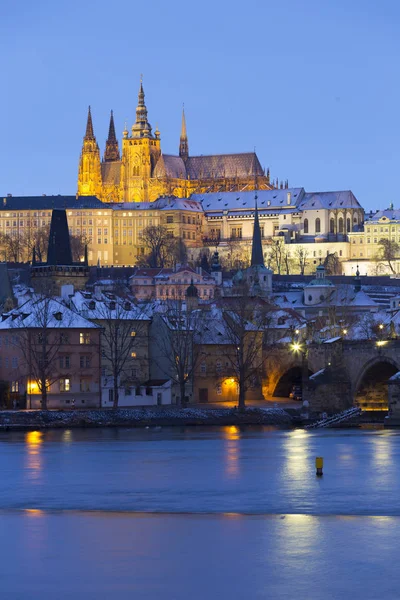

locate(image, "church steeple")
[[251, 196, 264, 267], [103, 110, 120, 162], [77, 106, 102, 197], [179, 106, 189, 160], [131, 77, 153, 138], [85, 106, 95, 140]]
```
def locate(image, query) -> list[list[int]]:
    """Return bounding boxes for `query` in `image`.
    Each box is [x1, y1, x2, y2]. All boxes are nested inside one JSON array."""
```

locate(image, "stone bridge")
[[264, 339, 400, 413]]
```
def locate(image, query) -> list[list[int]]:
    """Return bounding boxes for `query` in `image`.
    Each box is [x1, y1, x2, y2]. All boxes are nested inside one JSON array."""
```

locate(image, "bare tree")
[[220, 292, 272, 411], [94, 292, 148, 409], [324, 252, 342, 275], [266, 240, 283, 274], [0, 232, 23, 262], [377, 239, 399, 274], [142, 225, 175, 267], [294, 247, 309, 275], [151, 300, 204, 406], [11, 295, 74, 409], [70, 231, 92, 263]]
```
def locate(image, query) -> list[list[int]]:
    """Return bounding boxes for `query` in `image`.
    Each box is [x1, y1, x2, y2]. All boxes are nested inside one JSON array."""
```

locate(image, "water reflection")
[[25, 431, 43, 481], [283, 429, 311, 481], [223, 425, 240, 479]]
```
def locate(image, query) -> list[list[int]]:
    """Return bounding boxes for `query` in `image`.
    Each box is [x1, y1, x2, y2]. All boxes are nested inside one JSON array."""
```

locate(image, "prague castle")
[[77, 80, 275, 203]]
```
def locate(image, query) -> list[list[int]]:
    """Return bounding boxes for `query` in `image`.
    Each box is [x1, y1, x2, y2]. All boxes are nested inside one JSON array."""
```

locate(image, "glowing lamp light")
[[343, 329, 348, 335], [27, 380, 39, 394], [376, 340, 388, 347], [295, 329, 300, 335], [291, 343, 302, 352], [379, 324, 384, 330]]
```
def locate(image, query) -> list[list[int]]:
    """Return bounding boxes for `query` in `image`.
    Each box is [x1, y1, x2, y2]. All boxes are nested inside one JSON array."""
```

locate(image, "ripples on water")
[[1, 426, 400, 599]]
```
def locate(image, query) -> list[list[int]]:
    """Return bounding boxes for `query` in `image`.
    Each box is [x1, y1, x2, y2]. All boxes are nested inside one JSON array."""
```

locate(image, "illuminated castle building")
[[77, 80, 277, 203]]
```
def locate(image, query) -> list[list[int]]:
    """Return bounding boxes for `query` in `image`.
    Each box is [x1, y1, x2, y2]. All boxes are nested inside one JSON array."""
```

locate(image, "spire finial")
[[251, 200, 264, 267], [179, 105, 189, 160], [104, 110, 120, 161], [84, 105, 95, 140], [131, 75, 153, 138]]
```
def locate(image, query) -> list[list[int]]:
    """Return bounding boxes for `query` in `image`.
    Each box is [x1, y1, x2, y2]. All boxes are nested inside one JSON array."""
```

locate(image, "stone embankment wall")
[[0, 406, 294, 430]]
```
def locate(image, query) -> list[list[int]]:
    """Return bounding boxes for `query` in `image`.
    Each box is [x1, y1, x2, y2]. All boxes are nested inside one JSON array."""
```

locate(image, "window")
[[315, 218, 321, 233], [80, 379, 90, 392], [216, 384, 222, 395], [347, 218, 351, 232], [108, 389, 114, 403], [60, 333, 69, 344], [216, 360, 222, 373], [131, 330, 136, 337], [338, 218, 344, 233], [166, 216, 173, 224], [11, 381, 18, 393], [11, 357, 18, 368], [80, 356, 91, 368], [80, 332, 91, 345], [59, 356, 70, 368], [200, 362, 207, 375], [131, 352, 137, 358], [304, 219, 309, 234], [59, 378, 70, 392]]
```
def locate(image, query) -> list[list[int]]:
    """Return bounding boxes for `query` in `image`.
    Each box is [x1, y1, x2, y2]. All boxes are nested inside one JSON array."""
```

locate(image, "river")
[[1, 425, 399, 599]]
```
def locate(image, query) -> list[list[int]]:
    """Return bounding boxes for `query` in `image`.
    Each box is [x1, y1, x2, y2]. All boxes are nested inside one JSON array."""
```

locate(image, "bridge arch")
[[354, 356, 400, 410], [273, 365, 314, 398]]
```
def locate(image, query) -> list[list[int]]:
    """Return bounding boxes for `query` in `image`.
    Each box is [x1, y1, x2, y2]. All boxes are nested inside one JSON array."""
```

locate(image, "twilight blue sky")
[[1, 0, 399, 210]]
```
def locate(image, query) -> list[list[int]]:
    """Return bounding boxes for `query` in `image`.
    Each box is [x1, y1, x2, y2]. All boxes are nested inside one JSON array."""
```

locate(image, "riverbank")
[[0, 406, 297, 431]]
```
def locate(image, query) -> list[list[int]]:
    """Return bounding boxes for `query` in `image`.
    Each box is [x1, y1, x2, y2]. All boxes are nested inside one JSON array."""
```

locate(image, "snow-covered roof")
[[191, 188, 305, 212], [0, 297, 98, 330], [299, 191, 362, 211], [70, 291, 150, 321]]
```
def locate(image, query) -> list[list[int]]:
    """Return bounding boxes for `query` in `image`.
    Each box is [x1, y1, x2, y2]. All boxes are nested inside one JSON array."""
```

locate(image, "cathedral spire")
[[85, 106, 95, 140], [251, 196, 264, 267], [179, 106, 189, 160], [131, 76, 153, 138], [104, 110, 120, 162]]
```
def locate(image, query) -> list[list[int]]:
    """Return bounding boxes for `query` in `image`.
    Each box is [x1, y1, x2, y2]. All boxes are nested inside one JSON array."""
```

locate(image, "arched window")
[[315, 218, 321, 233], [347, 218, 351, 232], [304, 219, 309, 234], [330, 218, 335, 234], [338, 218, 344, 233]]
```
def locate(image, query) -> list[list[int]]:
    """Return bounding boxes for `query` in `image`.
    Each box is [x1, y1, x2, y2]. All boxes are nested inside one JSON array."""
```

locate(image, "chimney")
[[7, 194, 12, 198]]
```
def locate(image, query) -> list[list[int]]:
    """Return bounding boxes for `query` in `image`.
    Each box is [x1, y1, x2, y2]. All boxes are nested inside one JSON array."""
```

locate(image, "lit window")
[[131, 331, 136, 337], [131, 352, 137, 358], [59, 378, 70, 392], [80, 333, 91, 345], [11, 381, 18, 393]]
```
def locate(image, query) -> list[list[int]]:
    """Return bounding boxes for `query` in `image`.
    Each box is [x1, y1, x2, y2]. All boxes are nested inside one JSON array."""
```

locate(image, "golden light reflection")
[[62, 429, 72, 443], [25, 430, 43, 480], [24, 509, 44, 517], [223, 425, 240, 478]]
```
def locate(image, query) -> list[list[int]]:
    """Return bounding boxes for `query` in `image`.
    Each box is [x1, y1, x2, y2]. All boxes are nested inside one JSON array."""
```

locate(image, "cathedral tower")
[[179, 107, 189, 160], [120, 78, 161, 202], [103, 110, 120, 162], [77, 107, 102, 197]]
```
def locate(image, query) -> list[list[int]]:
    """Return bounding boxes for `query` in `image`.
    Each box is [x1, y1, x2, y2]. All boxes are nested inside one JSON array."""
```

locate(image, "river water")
[[1, 425, 400, 599]]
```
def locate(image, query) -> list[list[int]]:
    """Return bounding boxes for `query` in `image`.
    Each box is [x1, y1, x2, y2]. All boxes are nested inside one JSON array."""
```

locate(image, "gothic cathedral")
[[78, 80, 277, 203]]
